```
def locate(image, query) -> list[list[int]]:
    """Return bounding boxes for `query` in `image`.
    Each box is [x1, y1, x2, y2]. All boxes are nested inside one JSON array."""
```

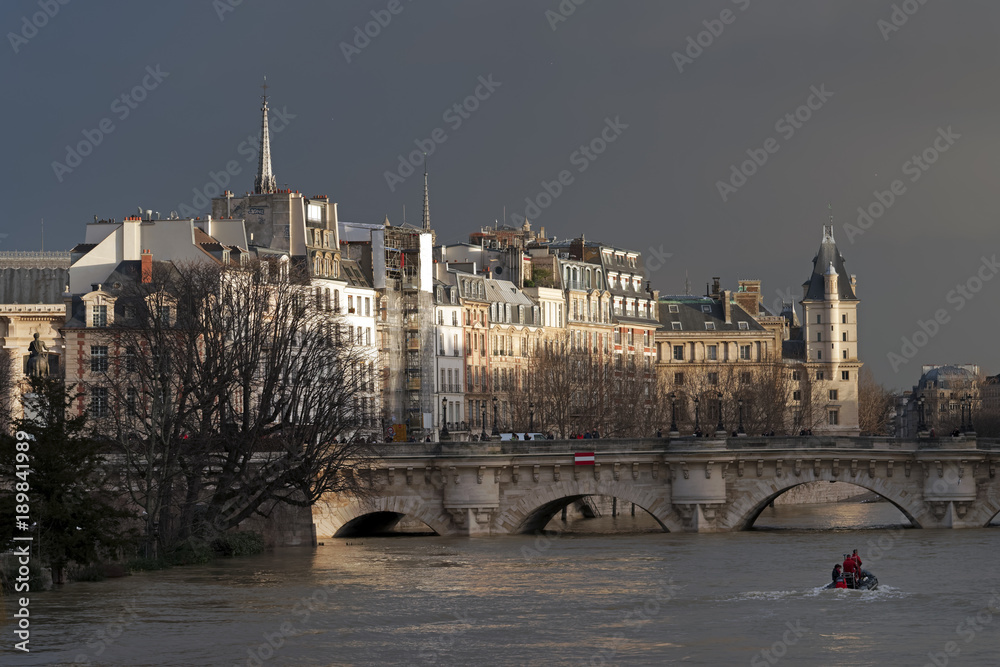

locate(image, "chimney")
[[141, 249, 153, 283], [711, 277, 721, 299], [722, 289, 732, 324], [123, 216, 141, 261], [735, 280, 760, 316]]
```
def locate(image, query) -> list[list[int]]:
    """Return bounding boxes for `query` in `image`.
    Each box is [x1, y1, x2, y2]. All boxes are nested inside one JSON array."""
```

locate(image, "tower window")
[[842, 371, 850, 381], [842, 314, 847, 324], [816, 315, 821, 324]]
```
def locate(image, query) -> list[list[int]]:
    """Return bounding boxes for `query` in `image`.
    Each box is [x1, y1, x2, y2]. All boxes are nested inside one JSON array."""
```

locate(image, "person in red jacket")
[[842, 553, 859, 588], [852, 549, 871, 582]]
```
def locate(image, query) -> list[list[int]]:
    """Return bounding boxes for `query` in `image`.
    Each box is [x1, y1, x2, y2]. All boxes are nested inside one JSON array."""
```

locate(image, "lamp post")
[[693, 396, 701, 437], [441, 397, 449, 438], [480, 403, 488, 441], [965, 393, 975, 434], [492, 396, 499, 436], [716, 391, 724, 434], [960, 396, 967, 432], [738, 398, 745, 435], [669, 391, 678, 435], [529, 401, 535, 432], [917, 394, 926, 433]]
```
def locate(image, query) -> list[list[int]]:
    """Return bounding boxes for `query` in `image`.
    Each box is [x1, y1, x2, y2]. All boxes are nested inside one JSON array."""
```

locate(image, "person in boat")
[[852, 549, 871, 581], [842, 553, 860, 588], [831, 564, 842, 583]]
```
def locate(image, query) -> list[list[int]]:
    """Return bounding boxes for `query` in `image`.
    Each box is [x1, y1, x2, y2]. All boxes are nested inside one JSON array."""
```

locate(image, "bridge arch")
[[722, 473, 925, 531], [315, 495, 458, 538], [496, 479, 684, 534]]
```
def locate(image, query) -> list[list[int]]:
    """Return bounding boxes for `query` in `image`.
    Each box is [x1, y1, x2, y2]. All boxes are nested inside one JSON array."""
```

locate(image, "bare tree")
[[90, 260, 374, 554], [857, 367, 895, 435], [0, 349, 13, 432]]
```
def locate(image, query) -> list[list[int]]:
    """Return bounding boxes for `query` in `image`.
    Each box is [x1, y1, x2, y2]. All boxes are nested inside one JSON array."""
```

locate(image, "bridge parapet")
[[372, 436, 989, 458]]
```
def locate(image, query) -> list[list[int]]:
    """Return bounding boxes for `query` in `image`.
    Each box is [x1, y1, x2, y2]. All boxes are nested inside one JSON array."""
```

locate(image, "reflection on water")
[[754, 499, 911, 531]]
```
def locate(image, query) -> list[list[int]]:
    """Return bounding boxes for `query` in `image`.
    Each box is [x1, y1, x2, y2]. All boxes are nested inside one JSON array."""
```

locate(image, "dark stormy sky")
[[3, 0, 999, 387]]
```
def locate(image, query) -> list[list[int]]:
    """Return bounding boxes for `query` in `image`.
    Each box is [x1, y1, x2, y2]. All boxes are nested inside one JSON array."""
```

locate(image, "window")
[[705, 322, 715, 330], [674, 372, 685, 385], [707, 345, 717, 361], [452, 311, 458, 326], [92, 305, 107, 327], [348, 295, 354, 312], [818, 350, 822, 360], [816, 371, 825, 381], [159, 305, 170, 327], [307, 204, 322, 222], [701, 305, 711, 313], [738, 321, 749, 330], [671, 322, 682, 330], [829, 410, 839, 425], [668, 304, 679, 313], [816, 315, 821, 324], [816, 332, 822, 342], [739, 345, 751, 360], [842, 371, 850, 381], [125, 346, 138, 372], [792, 371, 800, 381], [91, 387, 108, 418], [843, 350, 848, 359], [829, 389, 839, 400], [842, 332, 847, 341], [91, 345, 108, 372], [842, 314, 847, 324], [792, 390, 801, 401], [708, 372, 718, 385], [126, 388, 138, 413], [740, 372, 752, 384], [365, 298, 371, 316], [673, 345, 684, 361]]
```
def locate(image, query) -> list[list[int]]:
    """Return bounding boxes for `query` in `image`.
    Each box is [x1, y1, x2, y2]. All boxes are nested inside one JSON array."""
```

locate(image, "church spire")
[[421, 165, 430, 231], [254, 77, 277, 195]]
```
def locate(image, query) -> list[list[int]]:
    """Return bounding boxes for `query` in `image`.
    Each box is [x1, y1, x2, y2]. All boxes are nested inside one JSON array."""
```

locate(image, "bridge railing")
[[370, 435, 993, 458]]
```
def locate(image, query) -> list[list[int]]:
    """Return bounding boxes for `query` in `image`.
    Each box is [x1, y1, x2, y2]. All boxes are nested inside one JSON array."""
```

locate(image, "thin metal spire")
[[421, 161, 430, 231], [254, 76, 277, 195]]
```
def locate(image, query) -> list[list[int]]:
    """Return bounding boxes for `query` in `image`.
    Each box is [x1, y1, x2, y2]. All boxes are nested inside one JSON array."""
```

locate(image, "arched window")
[[334, 289, 340, 312]]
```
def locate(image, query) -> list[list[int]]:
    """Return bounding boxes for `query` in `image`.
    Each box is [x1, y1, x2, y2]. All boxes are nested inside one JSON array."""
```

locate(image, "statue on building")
[[26, 333, 49, 378]]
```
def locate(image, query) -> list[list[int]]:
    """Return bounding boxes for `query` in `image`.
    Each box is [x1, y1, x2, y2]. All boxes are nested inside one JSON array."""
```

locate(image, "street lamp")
[[693, 396, 701, 437], [529, 401, 535, 432], [917, 394, 926, 432], [492, 396, 499, 436], [441, 397, 449, 438], [965, 393, 975, 433], [960, 396, 967, 432], [738, 398, 745, 435], [480, 403, 488, 441], [669, 391, 678, 435], [716, 391, 724, 433]]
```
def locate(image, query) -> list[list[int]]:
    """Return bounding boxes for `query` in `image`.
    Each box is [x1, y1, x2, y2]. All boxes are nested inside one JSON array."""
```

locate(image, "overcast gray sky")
[[3, 0, 998, 388]]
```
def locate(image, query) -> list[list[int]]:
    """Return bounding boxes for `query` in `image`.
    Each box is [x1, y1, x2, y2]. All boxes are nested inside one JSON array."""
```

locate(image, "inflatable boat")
[[824, 571, 878, 591]]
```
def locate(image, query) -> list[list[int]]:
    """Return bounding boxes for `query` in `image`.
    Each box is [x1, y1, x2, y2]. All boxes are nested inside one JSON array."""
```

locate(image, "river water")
[[5, 502, 1000, 667]]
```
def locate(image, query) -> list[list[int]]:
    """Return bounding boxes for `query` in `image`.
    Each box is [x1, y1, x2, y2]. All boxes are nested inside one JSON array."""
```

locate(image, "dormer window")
[[668, 304, 679, 313], [738, 321, 749, 330], [93, 305, 108, 327]]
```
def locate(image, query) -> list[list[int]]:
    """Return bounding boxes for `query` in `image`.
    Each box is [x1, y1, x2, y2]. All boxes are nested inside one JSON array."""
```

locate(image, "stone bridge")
[[312, 436, 1000, 536]]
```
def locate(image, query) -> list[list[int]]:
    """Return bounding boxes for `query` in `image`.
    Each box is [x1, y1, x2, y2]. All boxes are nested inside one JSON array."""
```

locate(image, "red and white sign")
[[574, 452, 595, 465]]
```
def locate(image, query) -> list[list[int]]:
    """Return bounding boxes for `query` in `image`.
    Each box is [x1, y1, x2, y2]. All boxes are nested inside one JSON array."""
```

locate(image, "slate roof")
[[802, 231, 857, 301], [341, 259, 371, 288], [657, 296, 764, 332]]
